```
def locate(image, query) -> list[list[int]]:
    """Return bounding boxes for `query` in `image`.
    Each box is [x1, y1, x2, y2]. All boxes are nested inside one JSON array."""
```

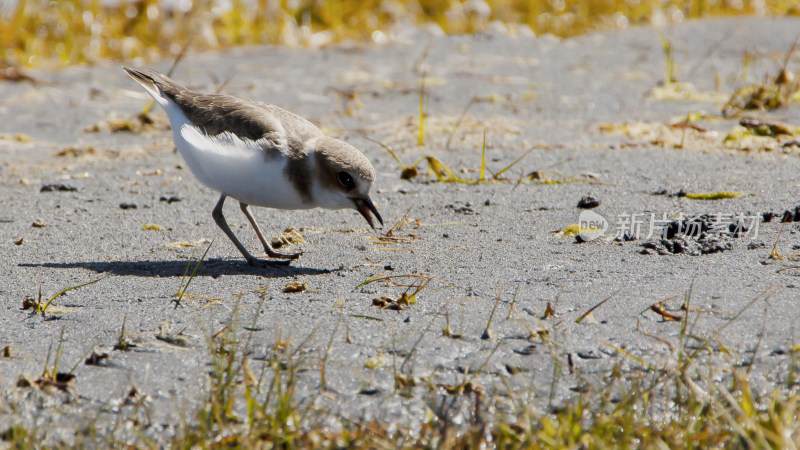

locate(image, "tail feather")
[[122, 66, 183, 108]]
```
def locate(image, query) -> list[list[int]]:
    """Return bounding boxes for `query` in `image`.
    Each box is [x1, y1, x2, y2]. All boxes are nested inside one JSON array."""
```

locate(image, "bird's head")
[[310, 136, 383, 229]]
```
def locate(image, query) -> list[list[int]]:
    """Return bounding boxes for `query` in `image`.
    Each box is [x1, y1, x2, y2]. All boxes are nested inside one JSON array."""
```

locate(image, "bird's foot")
[[265, 248, 303, 260], [246, 257, 292, 267]]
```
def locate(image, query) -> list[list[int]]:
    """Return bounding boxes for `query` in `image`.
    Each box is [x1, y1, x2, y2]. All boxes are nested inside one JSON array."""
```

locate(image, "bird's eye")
[[337, 171, 355, 189]]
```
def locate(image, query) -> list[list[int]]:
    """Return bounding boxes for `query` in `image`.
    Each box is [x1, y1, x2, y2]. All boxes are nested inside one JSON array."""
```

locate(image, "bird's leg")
[[239, 202, 302, 260], [212, 194, 289, 266]]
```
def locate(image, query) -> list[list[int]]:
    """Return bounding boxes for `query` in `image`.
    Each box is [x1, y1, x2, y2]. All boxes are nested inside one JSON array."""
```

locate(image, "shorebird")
[[123, 67, 382, 266]]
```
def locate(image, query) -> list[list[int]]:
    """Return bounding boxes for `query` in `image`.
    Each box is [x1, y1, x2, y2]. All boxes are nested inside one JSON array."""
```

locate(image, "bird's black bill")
[[352, 196, 383, 229]]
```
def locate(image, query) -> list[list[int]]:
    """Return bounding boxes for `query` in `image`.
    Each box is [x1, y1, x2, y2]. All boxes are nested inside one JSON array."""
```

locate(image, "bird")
[[123, 67, 383, 266]]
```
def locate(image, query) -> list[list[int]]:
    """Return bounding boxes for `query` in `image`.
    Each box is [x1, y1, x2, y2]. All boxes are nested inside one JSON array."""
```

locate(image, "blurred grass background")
[[1, 0, 799, 68]]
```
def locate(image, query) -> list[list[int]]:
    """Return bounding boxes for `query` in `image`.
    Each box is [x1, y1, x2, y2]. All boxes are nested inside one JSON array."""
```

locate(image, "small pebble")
[[577, 196, 600, 209], [40, 184, 77, 193], [159, 196, 182, 204], [31, 220, 46, 228], [283, 281, 307, 293], [384, 264, 394, 271], [119, 202, 137, 210]]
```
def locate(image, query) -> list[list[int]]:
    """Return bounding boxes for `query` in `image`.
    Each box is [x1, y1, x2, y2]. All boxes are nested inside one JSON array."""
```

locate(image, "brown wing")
[[124, 67, 323, 150]]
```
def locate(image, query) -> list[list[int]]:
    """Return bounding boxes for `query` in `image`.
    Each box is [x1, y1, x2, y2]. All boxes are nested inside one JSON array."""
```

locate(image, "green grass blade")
[[479, 131, 486, 183], [495, 148, 533, 179], [175, 239, 214, 304], [418, 76, 425, 147], [40, 275, 108, 315]]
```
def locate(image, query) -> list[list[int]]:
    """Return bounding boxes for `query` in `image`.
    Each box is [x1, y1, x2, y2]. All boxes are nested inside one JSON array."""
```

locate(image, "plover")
[[123, 67, 383, 266]]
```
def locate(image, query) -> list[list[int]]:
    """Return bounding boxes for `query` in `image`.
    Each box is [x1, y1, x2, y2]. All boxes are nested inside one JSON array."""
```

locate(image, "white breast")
[[163, 102, 311, 209]]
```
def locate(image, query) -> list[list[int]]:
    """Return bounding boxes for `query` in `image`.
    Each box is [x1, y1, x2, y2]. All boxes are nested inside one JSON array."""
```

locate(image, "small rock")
[[614, 231, 636, 242], [283, 281, 307, 293], [384, 264, 394, 271], [159, 196, 182, 204], [661, 221, 679, 239], [31, 220, 46, 228], [119, 202, 137, 210], [513, 345, 536, 356], [40, 184, 77, 193], [577, 196, 600, 209], [85, 350, 109, 366], [505, 364, 528, 375]]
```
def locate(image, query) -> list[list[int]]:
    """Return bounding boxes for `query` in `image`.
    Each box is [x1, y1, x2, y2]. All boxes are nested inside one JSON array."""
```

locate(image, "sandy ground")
[[1, 16, 800, 443]]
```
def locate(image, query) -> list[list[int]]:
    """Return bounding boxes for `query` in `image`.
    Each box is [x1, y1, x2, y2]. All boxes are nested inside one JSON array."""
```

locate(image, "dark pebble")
[[40, 184, 77, 193], [662, 221, 680, 239], [119, 203, 137, 210], [384, 264, 394, 271], [159, 196, 182, 204], [513, 345, 536, 356], [577, 196, 600, 209], [728, 219, 748, 235]]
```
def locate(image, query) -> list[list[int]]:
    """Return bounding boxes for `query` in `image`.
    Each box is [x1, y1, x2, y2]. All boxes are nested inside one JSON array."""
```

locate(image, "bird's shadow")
[[19, 258, 334, 278]]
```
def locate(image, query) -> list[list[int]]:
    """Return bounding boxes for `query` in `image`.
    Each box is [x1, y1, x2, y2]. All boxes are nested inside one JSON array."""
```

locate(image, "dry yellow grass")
[[1, 0, 799, 68]]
